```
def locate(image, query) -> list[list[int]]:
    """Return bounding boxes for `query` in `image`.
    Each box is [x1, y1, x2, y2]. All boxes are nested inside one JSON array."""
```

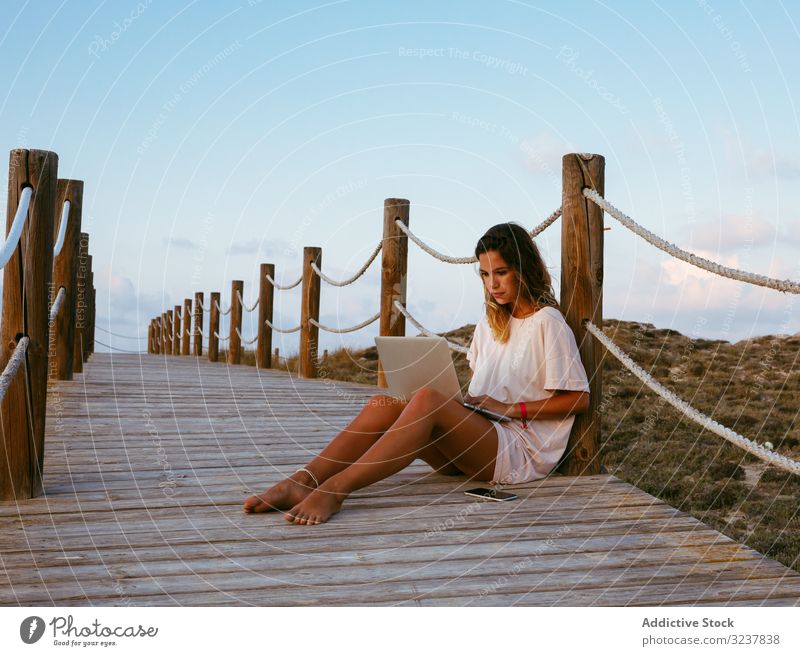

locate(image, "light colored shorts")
[[490, 420, 564, 485]]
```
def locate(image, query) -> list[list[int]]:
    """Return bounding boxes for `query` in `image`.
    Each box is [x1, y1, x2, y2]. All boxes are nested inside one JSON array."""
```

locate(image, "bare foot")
[[285, 485, 348, 525], [243, 470, 316, 513]]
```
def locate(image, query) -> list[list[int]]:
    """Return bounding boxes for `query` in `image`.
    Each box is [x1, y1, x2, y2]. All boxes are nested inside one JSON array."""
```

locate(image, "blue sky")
[[1, 0, 799, 354]]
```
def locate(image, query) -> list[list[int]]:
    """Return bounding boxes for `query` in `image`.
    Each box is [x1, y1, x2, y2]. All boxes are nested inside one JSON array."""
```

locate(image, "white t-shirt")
[[466, 306, 590, 482]]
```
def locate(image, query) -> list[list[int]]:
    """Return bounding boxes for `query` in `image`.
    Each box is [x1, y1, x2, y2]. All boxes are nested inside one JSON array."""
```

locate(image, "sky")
[[1, 0, 799, 355]]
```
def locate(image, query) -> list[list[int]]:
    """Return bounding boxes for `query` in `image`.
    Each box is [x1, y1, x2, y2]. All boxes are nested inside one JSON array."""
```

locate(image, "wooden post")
[[181, 298, 191, 355], [160, 312, 168, 355], [274, 347, 279, 367], [208, 291, 220, 362], [165, 309, 173, 355], [378, 198, 410, 388], [299, 247, 321, 378], [193, 292, 204, 356], [228, 280, 243, 365], [51, 180, 83, 379], [89, 284, 95, 356], [154, 318, 161, 354], [72, 233, 89, 371], [256, 263, 274, 369], [148, 321, 153, 353], [172, 304, 181, 355], [557, 153, 604, 476], [0, 148, 58, 500], [83, 256, 93, 362]]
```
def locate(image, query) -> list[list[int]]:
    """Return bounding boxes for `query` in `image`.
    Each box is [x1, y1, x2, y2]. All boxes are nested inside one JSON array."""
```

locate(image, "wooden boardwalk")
[[0, 353, 798, 606]]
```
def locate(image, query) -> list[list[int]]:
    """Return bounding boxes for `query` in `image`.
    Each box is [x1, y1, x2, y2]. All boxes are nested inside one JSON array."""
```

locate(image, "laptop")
[[374, 336, 511, 422]]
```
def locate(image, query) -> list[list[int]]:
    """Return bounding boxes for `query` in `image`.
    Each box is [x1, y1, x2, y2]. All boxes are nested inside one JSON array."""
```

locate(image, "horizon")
[[2, 1, 799, 354]]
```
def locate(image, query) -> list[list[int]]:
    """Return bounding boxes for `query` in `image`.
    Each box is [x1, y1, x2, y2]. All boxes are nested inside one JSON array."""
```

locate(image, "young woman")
[[243, 222, 590, 524]]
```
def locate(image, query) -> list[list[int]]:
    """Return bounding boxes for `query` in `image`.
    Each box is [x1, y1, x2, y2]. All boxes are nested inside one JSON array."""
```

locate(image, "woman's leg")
[[285, 387, 498, 524], [243, 393, 460, 512]]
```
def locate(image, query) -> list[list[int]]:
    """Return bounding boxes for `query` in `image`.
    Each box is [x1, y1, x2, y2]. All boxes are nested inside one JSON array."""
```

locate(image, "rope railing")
[[196, 300, 211, 313], [0, 337, 29, 404], [585, 320, 800, 476], [265, 319, 301, 334], [214, 299, 232, 316], [310, 311, 380, 334], [235, 289, 259, 312], [234, 327, 259, 345], [0, 186, 33, 269], [48, 287, 66, 323], [96, 325, 146, 340], [583, 188, 800, 294], [53, 200, 70, 257], [266, 273, 302, 291], [94, 338, 143, 354], [311, 242, 382, 287], [392, 300, 469, 354], [396, 207, 562, 265], [214, 331, 230, 342]]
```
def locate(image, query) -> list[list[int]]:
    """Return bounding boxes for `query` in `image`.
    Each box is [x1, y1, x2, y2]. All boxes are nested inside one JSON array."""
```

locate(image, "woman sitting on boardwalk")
[[243, 222, 590, 524]]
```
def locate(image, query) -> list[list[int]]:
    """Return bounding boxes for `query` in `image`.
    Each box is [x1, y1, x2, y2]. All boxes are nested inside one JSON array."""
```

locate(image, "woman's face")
[[478, 250, 519, 305]]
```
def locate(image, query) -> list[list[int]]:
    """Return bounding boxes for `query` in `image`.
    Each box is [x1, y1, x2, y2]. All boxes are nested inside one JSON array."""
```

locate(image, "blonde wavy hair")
[[475, 222, 559, 343]]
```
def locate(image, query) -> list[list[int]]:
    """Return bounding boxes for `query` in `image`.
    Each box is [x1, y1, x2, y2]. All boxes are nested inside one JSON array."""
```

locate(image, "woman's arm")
[[463, 390, 589, 420]]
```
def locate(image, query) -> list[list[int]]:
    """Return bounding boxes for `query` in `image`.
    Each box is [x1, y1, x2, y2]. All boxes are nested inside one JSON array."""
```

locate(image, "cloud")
[[687, 214, 777, 252], [163, 236, 197, 250]]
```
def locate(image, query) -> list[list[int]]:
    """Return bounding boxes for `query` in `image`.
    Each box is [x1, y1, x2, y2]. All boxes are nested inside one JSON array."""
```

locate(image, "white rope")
[[53, 200, 70, 257], [266, 273, 302, 291], [0, 337, 29, 403], [214, 299, 232, 316], [0, 186, 33, 269], [265, 319, 301, 334], [392, 300, 469, 354], [48, 287, 66, 323], [196, 300, 211, 313], [310, 311, 381, 334], [310, 242, 382, 287], [585, 320, 800, 476], [197, 326, 205, 337], [583, 188, 800, 294], [235, 289, 259, 312], [213, 331, 229, 342], [235, 327, 259, 345], [396, 207, 561, 264]]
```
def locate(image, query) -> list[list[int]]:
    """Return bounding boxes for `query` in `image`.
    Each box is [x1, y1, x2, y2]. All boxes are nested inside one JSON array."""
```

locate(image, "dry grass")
[[226, 319, 800, 572]]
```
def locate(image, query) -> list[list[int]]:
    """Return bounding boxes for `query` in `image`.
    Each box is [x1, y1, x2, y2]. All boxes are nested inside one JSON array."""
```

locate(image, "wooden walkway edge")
[[1, 353, 798, 606]]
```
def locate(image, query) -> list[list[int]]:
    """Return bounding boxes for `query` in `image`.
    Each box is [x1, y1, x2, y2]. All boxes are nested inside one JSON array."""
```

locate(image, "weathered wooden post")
[[208, 291, 220, 362], [299, 247, 321, 378], [181, 298, 191, 355], [73, 234, 89, 370], [148, 321, 154, 353], [228, 280, 243, 365], [82, 255, 93, 363], [154, 317, 161, 354], [193, 292, 204, 356], [165, 309, 173, 355], [378, 198, 410, 388], [0, 148, 58, 500], [161, 312, 168, 355], [256, 263, 274, 369], [172, 304, 181, 355], [88, 284, 95, 356], [274, 347, 280, 367], [557, 153, 604, 477], [51, 180, 83, 379]]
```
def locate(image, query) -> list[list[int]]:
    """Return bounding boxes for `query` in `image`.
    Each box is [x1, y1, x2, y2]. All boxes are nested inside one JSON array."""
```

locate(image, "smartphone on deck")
[[464, 488, 518, 502]]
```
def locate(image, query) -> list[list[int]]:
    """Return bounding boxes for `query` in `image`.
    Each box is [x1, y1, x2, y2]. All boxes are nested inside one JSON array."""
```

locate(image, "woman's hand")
[[463, 394, 510, 417]]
